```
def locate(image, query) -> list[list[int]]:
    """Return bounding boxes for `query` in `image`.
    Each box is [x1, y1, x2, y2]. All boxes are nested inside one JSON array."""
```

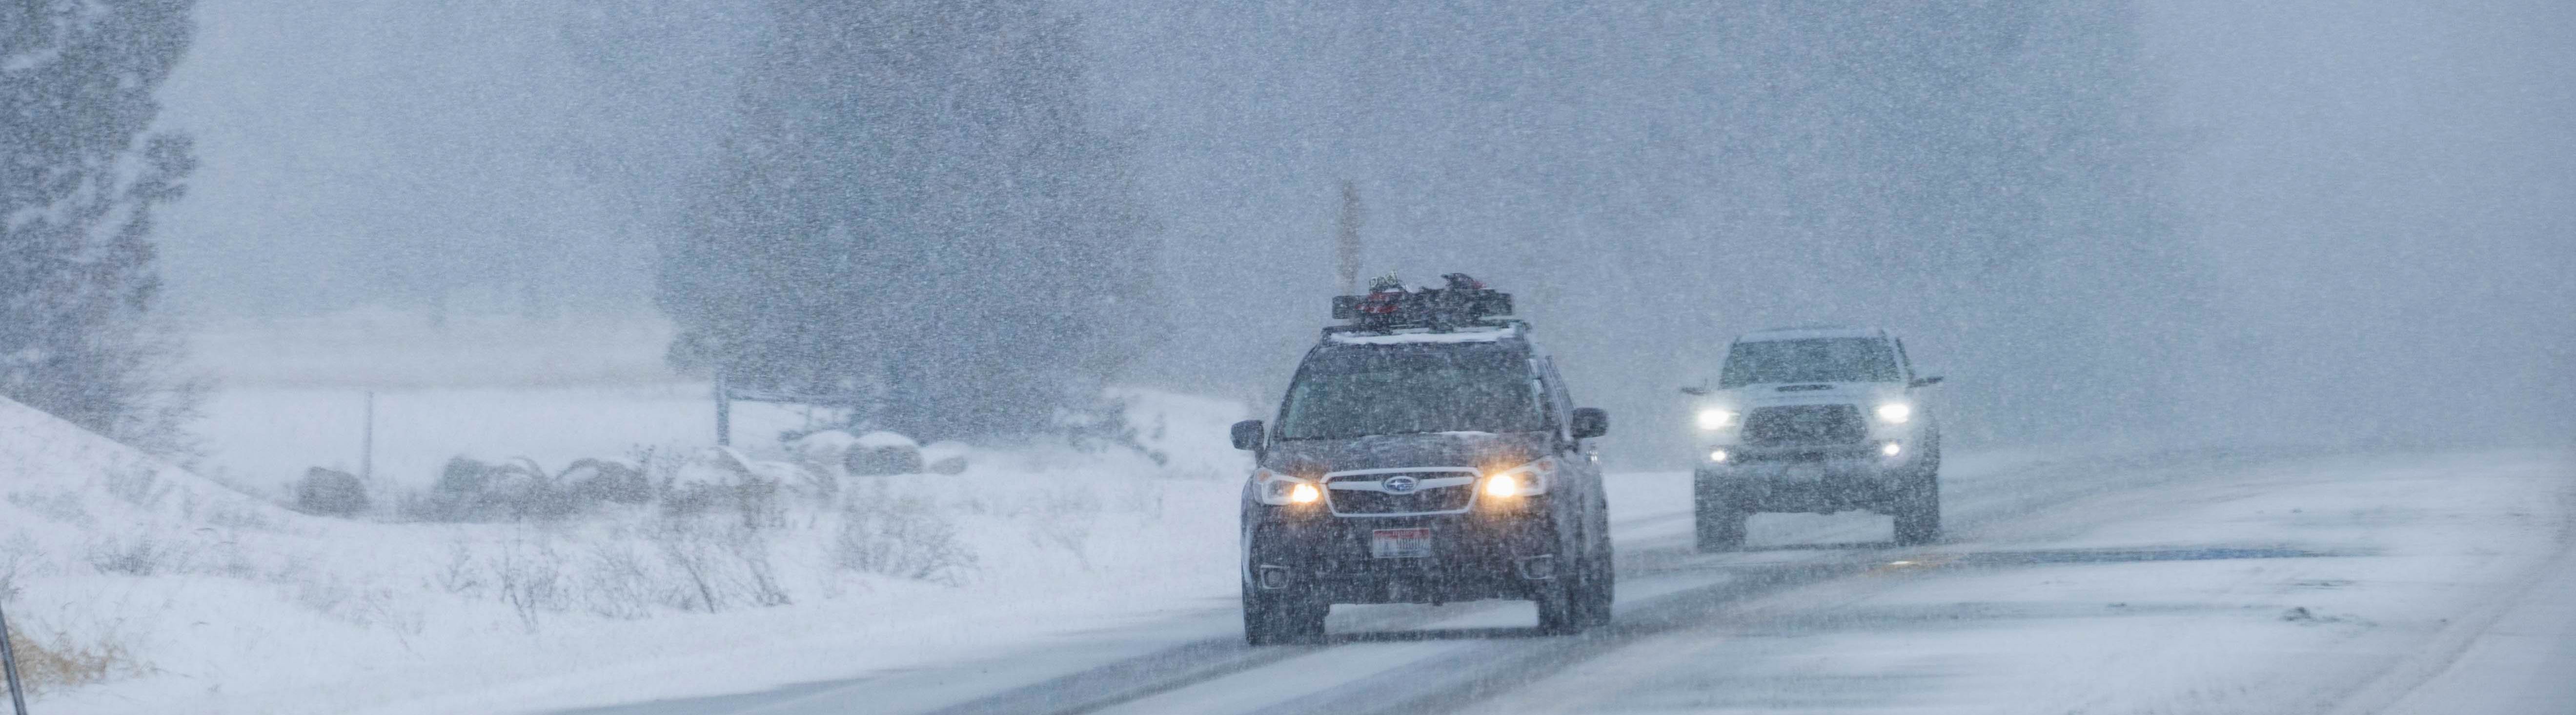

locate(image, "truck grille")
[[1743, 404, 1866, 446], [1330, 482, 1475, 515]]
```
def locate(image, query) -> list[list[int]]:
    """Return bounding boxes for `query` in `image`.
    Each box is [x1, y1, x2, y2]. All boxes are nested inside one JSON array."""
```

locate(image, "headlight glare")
[[1875, 402, 1913, 423], [1254, 469, 1321, 506], [1481, 457, 1554, 498], [1695, 408, 1737, 430]]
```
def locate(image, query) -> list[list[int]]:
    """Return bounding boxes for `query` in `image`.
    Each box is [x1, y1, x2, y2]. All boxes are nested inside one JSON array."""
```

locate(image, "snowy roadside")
[[0, 390, 1261, 715]]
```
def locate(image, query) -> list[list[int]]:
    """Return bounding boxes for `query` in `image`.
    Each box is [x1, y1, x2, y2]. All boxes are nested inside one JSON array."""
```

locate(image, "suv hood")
[[1263, 431, 1549, 475]]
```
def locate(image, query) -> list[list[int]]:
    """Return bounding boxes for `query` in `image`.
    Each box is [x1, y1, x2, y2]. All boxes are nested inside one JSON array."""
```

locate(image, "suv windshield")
[[1720, 338, 1900, 387], [1277, 348, 1545, 440]]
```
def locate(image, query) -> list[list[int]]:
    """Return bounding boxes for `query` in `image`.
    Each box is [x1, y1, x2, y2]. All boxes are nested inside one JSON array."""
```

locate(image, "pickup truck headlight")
[[1481, 458, 1554, 498], [1253, 469, 1321, 506], [1874, 402, 1913, 424], [1695, 408, 1737, 430]]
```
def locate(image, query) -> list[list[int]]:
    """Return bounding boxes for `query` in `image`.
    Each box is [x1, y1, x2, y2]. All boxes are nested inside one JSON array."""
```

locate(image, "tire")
[[1694, 478, 1748, 552], [1243, 587, 1326, 646], [1577, 536, 1616, 627], [1890, 450, 1942, 545], [1535, 575, 1582, 635]]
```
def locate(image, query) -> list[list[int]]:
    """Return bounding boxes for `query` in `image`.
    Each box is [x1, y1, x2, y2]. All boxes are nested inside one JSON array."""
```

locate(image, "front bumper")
[[1698, 444, 1917, 513], [1244, 503, 1559, 605]]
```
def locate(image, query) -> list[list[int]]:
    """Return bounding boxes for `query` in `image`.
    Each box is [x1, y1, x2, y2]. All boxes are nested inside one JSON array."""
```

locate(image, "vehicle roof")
[[1734, 324, 1886, 342]]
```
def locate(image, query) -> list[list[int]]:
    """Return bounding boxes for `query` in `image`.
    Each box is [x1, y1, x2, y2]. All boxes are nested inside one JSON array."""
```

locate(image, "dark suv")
[[1229, 276, 1614, 644]]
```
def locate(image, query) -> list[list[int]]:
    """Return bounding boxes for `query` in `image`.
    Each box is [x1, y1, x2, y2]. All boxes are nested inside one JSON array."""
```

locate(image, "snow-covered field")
[[2, 386, 1275, 714], [0, 312, 1275, 714]]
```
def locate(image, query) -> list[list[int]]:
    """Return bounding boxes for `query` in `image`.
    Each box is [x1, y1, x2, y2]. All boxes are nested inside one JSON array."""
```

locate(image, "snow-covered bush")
[[660, 449, 785, 527], [921, 440, 970, 475], [563, 458, 653, 506], [290, 467, 369, 517], [403, 456, 644, 522], [842, 431, 923, 476]]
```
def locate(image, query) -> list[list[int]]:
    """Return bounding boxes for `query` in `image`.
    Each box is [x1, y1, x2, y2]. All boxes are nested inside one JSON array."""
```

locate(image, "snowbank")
[[0, 389, 1256, 715]]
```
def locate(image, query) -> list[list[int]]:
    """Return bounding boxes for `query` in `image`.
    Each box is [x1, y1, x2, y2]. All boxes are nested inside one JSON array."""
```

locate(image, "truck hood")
[[1724, 381, 1907, 408], [1262, 431, 1549, 475]]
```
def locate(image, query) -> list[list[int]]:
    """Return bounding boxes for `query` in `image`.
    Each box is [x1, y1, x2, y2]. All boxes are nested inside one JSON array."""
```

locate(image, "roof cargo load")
[[1326, 273, 1518, 336]]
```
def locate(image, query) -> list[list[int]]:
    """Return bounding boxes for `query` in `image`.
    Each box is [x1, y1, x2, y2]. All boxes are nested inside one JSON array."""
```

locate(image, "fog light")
[[1515, 555, 1556, 580], [1709, 449, 1730, 463], [1257, 566, 1291, 590], [1881, 442, 1903, 457]]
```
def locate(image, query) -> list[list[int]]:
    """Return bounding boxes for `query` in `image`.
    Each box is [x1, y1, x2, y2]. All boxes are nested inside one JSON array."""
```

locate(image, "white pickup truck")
[[1685, 326, 1945, 550]]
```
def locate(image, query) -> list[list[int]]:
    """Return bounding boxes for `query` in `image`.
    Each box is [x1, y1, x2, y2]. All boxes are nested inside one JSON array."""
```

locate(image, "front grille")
[[1743, 404, 1866, 446], [1330, 482, 1475, 515]]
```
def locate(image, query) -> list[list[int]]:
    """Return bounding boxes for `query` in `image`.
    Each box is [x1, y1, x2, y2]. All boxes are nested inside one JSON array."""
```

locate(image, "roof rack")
[[1322, 272, 1519, 338]]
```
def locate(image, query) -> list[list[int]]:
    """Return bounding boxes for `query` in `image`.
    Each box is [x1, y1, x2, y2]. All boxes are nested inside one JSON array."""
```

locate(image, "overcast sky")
[[152, 0, 2574, 459]]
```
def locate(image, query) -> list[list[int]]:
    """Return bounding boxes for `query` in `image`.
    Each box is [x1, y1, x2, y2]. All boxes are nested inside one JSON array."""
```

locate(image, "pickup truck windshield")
[[1720, 338, 1900, 387], [1277, 349, 1544, 440]]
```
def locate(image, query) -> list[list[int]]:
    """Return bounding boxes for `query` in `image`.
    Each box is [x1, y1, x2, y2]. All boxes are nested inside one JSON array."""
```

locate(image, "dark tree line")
[[658, 0, 1156, 440], [0, 0, 203, 455]]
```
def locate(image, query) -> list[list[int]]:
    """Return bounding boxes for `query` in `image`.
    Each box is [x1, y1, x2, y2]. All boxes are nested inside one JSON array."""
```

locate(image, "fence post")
[[714, 367, 732, 447], [361, 390, 376, 482], [0, 597, 29, 715]]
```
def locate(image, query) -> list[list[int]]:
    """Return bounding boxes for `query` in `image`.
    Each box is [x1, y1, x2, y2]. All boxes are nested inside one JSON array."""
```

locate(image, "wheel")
[[1577, 536, 1616, 627], [1535, 575, 1582, 634], [1890, 450, 1942, 545], [1694, 477, 1748, 552], [1243, 587, 1326, 645]]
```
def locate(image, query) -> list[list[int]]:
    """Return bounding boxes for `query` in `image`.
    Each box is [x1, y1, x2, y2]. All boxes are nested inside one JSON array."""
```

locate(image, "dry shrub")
[[4, 626, 129, 695], [834, 483, 975, 585]]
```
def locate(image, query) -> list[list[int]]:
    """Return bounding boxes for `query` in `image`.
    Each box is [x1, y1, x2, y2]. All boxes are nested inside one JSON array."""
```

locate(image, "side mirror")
[[1678, 386, 1709, 397], [1570, 408, 1608, 439], [1909, 376, 1945, 389], [1230, 419, 1266, 451]]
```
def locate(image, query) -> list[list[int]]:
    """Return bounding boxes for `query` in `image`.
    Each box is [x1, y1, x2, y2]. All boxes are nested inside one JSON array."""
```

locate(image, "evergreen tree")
[[0, 0, 203, 455], [659, 0, 1156, 440]]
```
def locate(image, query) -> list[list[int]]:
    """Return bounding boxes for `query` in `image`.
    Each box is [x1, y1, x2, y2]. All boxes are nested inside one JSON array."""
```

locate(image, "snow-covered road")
[[553, 448, 2573, 715]]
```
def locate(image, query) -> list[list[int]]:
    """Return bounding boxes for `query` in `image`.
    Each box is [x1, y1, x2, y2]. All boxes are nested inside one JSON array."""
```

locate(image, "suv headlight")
[[1481, 457, 1555, 498], [1695, 408, 1737, 430], [1253, 469, 1321, 506], [1874, 402, 1913, 424]]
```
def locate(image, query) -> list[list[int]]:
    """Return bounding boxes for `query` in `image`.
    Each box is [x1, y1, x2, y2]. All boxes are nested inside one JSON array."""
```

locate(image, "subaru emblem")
[[1382, 476, 1419, 493]]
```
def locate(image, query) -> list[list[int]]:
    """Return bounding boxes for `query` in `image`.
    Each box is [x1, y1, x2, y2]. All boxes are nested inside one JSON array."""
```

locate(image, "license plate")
[[1370, 528, 1433, 559]]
